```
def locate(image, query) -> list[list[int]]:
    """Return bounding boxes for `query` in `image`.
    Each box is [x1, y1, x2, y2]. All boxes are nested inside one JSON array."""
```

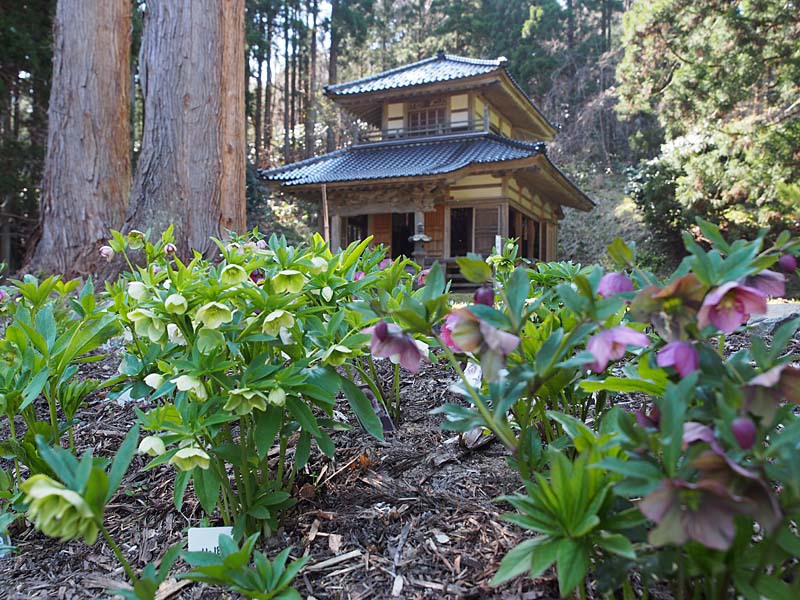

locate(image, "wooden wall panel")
[[370, 213, 393, 254], [424, 204, 445, 259], [474, 207, 499, 257]]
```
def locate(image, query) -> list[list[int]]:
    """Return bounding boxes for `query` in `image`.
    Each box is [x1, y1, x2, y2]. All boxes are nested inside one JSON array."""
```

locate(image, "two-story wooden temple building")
[[259, 52, 593, 262]]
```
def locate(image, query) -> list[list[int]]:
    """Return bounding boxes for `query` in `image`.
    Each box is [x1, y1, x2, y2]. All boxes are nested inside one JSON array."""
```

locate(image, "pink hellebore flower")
[[379, 258, 393, 270], [99, 245, 114, 262], [697, 282, 766, 334], [586, 326, 650, 373], [743, 364, 800, 424], [743, 269, 785, 298], [656, 341, 699, 378], [363, 320, 424, 373], [0, 289, 8, 303], [353, 271, 366, 281], [440, 309, 519, 381], [416, 268, 430, 286], [164, 242, 177, 255], [597, 272, 634, 298]]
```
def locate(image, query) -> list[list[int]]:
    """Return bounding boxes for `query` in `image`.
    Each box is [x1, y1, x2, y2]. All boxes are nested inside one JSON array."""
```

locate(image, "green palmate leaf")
[[285, 397, 321, 438], [555, 538, 590, 596], [660, 375, 696, 477], [174, 470, 191, 512], [456, 256, 492, 283], [254, 406, 282, 461], [596, 532, 636, 559], [340, 378, 383, 441], [491, 538, 540, 586], [468, 304, 511, 330], [592, 457, 663, 482], [106, 425, 140, 502], [607, 238, 635, 268], [505, 267, 529, 325], [580, 377, 665, 396], [193, 467, 220, 514]]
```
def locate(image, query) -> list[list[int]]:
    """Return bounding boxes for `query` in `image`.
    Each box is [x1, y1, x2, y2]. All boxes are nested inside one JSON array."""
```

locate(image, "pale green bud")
[[169, 447, 210, 471], [172, 375, 208, 401], [138, 435, 166, 457], [144, 373, 165, 390], [195, 302, 233, 329], [309, 256, 328, 275], [322, 344, 353, 366], [268, 387, 287, 407], [262, 309, 295, 337], [164, 293, 188, 315], [127, 281, 148, 301]]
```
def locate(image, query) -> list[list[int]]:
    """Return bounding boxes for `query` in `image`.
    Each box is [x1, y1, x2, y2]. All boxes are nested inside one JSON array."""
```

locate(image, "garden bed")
[[0, 352, 561, 600]]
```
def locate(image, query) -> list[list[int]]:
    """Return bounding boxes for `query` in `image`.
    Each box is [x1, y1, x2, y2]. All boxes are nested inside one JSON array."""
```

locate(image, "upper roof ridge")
[[324, 55, 442, 94]]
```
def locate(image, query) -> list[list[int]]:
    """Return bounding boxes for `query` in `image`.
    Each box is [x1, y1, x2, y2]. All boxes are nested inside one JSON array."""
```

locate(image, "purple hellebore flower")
[[0, 288, 8, 303], [440, 312, 462, 351], [353, 271, 366, 281], [635, 404, 661, 430], [743, 364, 800, 424], [379, 258, 393, 270], [743, 269, 785, 298], [363, 321, 423, 373], [416, 268, 430, 286], [597, 272, 634, 298], [697, 282, 767, 333], [656, 341, 699, 378], [164, 243, 177, 255], [731, 416, 757, 450], [778, 254, 797, 273], [474, 285, 494, 306], [440, 309, 519, 381], [586, 326, 650, 373]]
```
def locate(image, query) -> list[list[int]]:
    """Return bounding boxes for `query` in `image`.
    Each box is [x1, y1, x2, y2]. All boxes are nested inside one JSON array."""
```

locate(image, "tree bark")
[[304, 0, 317, 158], [27, 0, 131, 275], [254, 12, 264, 167], [127, 0, 246, 257], [283, 1, 291, 161], [264, 8, 273, 166], [326, 0, 340, 152]]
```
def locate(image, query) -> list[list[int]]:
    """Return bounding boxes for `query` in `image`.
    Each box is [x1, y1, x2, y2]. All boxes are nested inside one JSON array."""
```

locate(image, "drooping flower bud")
[[473, 285, 494, 306], [127, 281, 148, 301], [195, 302, 233, 329], [99, 245, 114, 262], [164, 293, 188, 315], [731, 416, 757, 449], [138, 435, 167, 456], [0, 289, 8, 303], [220, 264, 249, 287], [164, 243, 177, 255], [169, 447, 210, 471], [597, 272, 634, 298], [255, 239, 268, 250], [374, 320, 389, 341], [144, 373, 165, 390], [268, 387, 287, 407], [272, 269, 306, 293], [262, 309, 295, 336], [223, 387, 268, 415], [127, 230, 146, 250], [778, 254, 797, 273], [172, 375, 208, 401]]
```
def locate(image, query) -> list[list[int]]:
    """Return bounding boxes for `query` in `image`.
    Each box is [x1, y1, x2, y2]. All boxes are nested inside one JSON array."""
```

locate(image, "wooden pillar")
[[330, 214, 341, 250]]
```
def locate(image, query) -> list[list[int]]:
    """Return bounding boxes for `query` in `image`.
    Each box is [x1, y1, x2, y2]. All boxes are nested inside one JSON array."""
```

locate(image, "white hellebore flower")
[[164, 293, 188, 315], [127, 281, 148, 301], [173, 375, 208, 401], [144, 373, 165, 390], [167, 323, 186, 346], [138, 435, 166, 457]]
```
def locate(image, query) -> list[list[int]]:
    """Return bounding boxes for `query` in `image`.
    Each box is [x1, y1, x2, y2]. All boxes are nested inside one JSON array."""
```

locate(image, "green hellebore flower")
[[128, 308, 165, 342], [309, 256, 328, 275], [21, 474, 99, 544], [164, 293, 188, 315], [272, 269, 306, 294], [196, 328, 226, 354], [127, 230, 146, 249], [167, 323, 186, 346], [322, 344, 353, 366], [127, 281, 148, 301], [138, 435, 166, 456], [223, 387, 268, 415], [262, 309, 295, 336], [268, 387, 287, 407], [195, 302, 233, 329], [144, 373, 165, 390], [220, 264, 249, 287], [169, 447, 210, 471], [173, 375, 208, 401]]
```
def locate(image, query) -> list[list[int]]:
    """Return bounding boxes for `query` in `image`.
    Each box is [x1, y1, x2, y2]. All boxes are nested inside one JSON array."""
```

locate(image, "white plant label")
[[187, 526, 233, 554]]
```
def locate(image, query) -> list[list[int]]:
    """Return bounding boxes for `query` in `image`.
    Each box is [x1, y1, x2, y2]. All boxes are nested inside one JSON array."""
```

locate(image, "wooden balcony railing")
[[355, 120, 489, 144]]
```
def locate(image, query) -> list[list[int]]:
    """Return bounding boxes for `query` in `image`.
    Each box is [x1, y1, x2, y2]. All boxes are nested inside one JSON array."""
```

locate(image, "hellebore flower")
[[127, 230, 146, 249], [473, 285, 494, 306], [778, 254, 797, 273], [167, 323, 186, 346], [144, 373, 165, 390], [697, 282, 766, 333], [164, 242, 177, 255], [0, 289, 8, 303], [743, 269, 785, 298], [656, 341, 699, 378], [597, 272, 634, 298], [223, 387, 267, 415], [731, 417, 757, 450], [255, 239, 268, 250], [169, 447, 210, 471], [127, 281, 148, 301], [639, 478, 739, 551], [196, 328, 225, 354], [173, 375, 208, 401], [353, 271, 366, 281], [309, 256, 328, 274], [128, 308, 165, 342], [99, 245, 114, 262], [262, 309, 295, 337], [21, 475, 99, 545], [630, 274, 707, 341], [363, 321, 424, 373], [743, 364, 800, 424], [321, 344, 353, 366], [635, 404, 661, 430], [164, 293, 188, 315], [272, 269, 306, 293], [440, 309, 519, 381], [138, 435, 166, 457], [586, 326, 650, 373], [195, 302, 233, 330], [379, 258, 393, 270], [220, 264, 249, 287], [268, 387, 286, 407], [416, 269, 430, 286]]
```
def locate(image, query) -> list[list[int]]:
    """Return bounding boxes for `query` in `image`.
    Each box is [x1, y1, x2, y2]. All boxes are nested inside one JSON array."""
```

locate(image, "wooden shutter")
[[370, 213, 393, 254], [474, 207, 499, 257]]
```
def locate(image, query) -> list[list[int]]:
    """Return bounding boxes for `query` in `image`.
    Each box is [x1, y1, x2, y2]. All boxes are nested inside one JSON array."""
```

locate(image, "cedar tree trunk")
[[127, 0, 246, 257], [28, 0, 131, 275]]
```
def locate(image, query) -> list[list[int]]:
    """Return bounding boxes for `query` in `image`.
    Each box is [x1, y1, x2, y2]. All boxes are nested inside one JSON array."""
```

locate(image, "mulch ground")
[[0, 349, 560, 600]]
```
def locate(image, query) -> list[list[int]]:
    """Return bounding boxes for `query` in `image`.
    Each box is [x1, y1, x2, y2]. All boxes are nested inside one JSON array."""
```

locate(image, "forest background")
[[1, 0, 798, 275]]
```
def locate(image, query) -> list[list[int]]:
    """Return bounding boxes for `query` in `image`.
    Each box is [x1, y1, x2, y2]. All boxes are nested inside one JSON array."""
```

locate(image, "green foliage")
[[181, 534, 307, 600]]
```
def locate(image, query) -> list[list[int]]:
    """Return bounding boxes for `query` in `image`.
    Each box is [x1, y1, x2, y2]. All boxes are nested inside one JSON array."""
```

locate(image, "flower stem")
[[100, 523, 139, 586]]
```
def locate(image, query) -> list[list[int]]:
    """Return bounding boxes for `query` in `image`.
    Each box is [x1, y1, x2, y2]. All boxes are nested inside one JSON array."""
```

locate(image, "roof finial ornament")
[[436, 50, 446, 59], [497, 55, 508, 65]]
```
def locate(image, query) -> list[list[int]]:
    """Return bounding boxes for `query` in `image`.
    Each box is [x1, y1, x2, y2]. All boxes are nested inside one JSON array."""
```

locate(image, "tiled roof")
[[259, 132, 545, 187], [325, 53, 505, 96]]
